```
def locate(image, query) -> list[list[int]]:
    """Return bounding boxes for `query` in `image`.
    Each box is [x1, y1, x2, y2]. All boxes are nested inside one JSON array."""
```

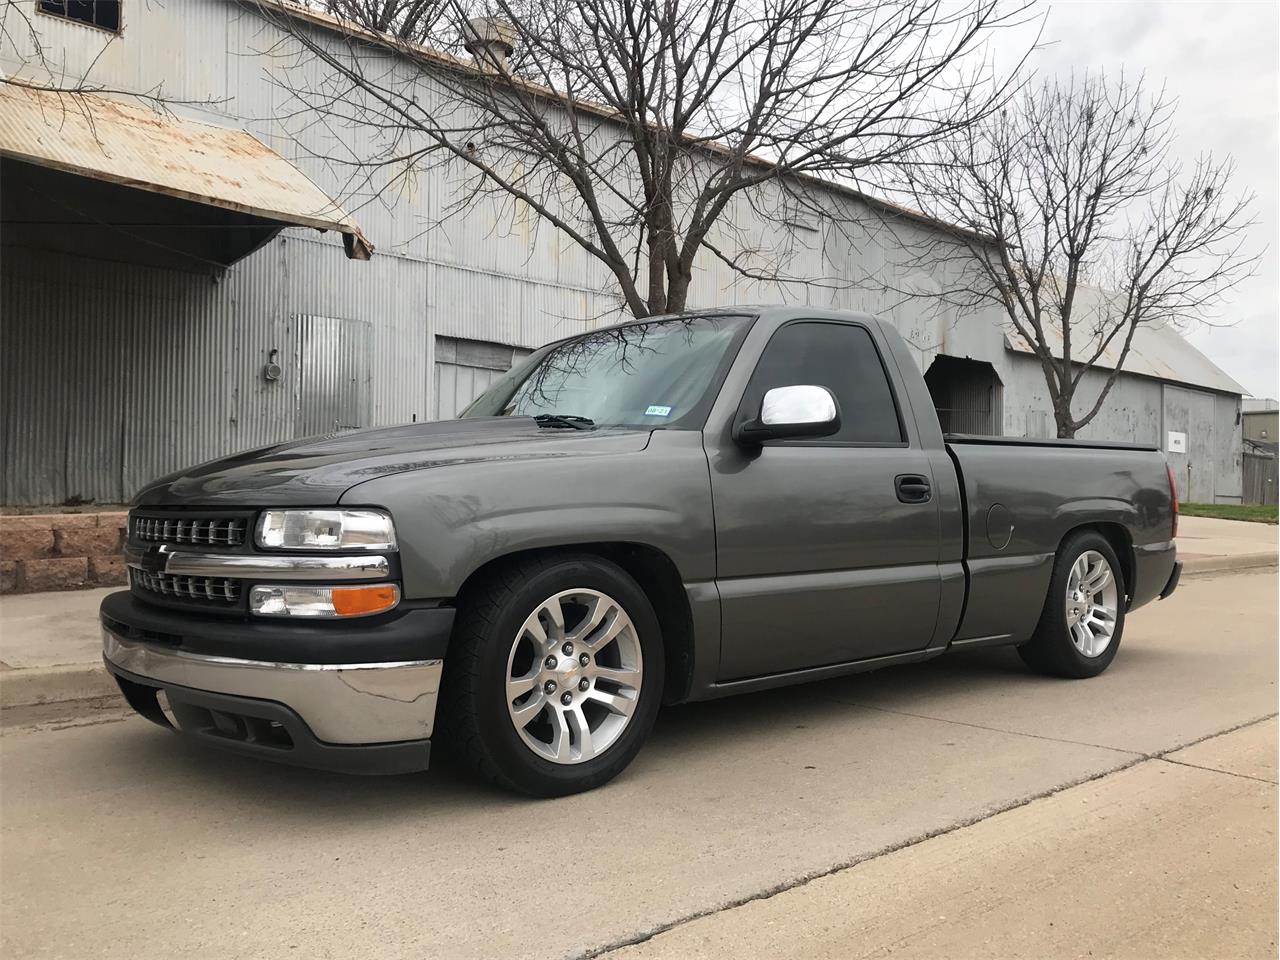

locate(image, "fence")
[[1242, 451, 1278, 505]]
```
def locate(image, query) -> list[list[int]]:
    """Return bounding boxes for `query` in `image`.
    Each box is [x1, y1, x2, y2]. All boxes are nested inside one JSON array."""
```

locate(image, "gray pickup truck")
[[102, 307, 1181, 795]]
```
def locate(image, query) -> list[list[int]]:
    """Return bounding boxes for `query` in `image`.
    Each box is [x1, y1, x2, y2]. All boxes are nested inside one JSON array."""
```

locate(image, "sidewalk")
[[0, 587, 120, 709], [1176, 514, 1278, 570], [1, 518, 1275, 711]]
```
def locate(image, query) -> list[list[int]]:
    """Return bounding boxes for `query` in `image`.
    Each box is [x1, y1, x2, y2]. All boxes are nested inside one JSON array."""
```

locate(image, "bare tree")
[[900, 73, 1257, 438], [260, 0, 1029, 318]]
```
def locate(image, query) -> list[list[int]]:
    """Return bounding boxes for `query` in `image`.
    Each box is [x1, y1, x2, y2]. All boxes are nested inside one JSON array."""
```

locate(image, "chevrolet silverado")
[[102, 307, 1181, 796]]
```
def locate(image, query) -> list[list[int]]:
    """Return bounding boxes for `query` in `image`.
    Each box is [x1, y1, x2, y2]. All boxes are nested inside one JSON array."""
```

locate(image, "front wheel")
[[1018, 531, 1126, 679], [439, 554, 664, 796]]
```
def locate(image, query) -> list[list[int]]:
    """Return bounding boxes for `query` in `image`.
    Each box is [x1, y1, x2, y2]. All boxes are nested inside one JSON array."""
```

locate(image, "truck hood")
[[132, 418, 651, 506]]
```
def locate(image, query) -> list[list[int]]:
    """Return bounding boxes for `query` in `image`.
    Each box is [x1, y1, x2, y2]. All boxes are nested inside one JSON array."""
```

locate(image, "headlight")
[[256, 509, 396, 551], [250, 583, 400, 618]]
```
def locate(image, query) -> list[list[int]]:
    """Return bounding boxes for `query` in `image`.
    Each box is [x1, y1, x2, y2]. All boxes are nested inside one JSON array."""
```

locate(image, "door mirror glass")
[[735, 384, 841, 445]]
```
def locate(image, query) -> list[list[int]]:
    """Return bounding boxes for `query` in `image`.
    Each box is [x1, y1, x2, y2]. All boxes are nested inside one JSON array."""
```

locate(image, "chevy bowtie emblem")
[[141, 545, 171, 574]]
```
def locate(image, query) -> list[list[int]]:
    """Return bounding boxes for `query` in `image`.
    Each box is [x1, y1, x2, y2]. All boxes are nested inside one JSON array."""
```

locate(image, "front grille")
[[130, 568, 242, 603], [133, 515, 248, 547]]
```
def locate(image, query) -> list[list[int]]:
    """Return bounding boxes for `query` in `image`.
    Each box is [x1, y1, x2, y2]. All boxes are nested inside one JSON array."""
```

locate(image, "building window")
[[37, 1, 121, 32]]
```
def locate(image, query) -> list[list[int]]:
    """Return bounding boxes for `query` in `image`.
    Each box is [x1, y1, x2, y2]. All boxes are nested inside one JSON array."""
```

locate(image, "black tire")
[[1018, 530, 1127, 679], [438, 553, 664, 797]]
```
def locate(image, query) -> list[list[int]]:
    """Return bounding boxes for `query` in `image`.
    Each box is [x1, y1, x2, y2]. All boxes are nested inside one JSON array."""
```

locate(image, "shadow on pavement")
[[97, 641, 1086, 814]]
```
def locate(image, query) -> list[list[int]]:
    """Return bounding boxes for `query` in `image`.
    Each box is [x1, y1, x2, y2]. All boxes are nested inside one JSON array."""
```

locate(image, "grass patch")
[[1181, 502, 1279, 524]]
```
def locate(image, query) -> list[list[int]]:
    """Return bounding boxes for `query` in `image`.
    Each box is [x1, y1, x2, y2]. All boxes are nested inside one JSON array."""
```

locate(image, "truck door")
[[708, 318, 942, 681]]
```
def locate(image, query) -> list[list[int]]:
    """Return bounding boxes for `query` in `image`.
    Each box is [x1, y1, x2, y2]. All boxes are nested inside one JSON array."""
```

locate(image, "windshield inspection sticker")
[[644, 404, 673, 417]]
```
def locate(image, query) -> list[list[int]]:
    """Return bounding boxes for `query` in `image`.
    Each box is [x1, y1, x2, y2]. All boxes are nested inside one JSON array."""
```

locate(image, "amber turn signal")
[[249, 583, 401, 618], [331, 584, 401, 617]]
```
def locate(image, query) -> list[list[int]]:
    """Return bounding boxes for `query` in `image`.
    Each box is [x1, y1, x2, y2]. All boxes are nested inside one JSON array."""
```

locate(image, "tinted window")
[[744, 322, 903, 443]]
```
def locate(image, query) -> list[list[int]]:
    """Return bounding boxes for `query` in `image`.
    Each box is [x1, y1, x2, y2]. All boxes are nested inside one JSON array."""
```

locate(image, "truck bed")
[[944, 436, 1177, 646]]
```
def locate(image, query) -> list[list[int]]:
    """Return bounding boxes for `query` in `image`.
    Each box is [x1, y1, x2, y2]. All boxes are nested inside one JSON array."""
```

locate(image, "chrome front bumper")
[[102, 629, 442, 746]]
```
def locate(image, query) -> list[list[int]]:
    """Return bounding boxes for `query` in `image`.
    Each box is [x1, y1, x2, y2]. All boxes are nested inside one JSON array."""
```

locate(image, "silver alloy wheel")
[[504, 588, 643, 765], [1065, 550, 1120, 658]]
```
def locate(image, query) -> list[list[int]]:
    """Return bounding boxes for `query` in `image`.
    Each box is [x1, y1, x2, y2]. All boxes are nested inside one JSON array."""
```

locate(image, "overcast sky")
[[996, 0, 1278, 399]]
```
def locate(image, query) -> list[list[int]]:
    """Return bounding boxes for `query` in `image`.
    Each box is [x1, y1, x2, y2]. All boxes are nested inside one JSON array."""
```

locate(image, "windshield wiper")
[[533, 414, 595, 430]]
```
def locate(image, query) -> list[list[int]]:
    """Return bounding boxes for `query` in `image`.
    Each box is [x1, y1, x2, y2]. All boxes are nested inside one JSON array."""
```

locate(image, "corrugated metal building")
[[0, 0, 1245, 506]]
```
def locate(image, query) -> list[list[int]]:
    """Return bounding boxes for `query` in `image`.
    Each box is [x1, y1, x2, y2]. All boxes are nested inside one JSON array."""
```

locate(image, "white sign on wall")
[[1167, 431, 1187, 454]]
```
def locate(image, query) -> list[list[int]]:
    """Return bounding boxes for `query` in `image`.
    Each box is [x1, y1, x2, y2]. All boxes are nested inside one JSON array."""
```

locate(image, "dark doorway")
[[924, 355, 1003, 436]]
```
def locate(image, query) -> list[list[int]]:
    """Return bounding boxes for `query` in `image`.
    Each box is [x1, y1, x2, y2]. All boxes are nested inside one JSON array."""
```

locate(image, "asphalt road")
[[2, 569, 1276, 960]]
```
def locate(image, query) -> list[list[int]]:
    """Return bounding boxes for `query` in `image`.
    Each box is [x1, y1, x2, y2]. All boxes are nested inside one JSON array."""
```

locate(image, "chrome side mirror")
[[734, 384, 841, 445]]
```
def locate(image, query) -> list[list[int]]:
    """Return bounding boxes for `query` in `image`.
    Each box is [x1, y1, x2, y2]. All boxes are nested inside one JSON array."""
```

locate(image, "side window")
[[744, 322, 903, 443]]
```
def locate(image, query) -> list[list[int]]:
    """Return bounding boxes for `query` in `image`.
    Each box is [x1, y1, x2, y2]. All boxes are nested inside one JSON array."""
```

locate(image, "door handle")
[[895, 474, 932, 504]]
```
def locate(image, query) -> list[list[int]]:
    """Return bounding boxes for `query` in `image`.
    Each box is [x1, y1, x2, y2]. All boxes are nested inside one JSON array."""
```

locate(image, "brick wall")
[[0, 513, 128, 593]]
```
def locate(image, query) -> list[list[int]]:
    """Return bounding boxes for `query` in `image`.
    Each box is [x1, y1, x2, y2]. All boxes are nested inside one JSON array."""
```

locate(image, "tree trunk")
[[1054, 401, 1076, 438], [1053, 386, 1076, 439], [664, 269, 693, 315]]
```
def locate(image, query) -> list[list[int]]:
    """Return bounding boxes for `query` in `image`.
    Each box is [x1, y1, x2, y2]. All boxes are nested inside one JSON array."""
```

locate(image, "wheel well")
[[453, 543, 696, 704], [1060, 522, 1134, 600]]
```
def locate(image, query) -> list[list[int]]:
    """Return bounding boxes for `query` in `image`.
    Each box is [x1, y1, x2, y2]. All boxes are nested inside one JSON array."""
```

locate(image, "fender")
[[339, 431, 716, 600]]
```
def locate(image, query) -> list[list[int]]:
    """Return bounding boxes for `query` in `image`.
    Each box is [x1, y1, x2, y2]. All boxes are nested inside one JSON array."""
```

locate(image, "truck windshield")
[[461, 314, 752, 429]]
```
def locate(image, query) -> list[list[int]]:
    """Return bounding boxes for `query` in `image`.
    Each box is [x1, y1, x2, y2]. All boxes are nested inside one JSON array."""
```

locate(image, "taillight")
[[1167, 464, 1179, 539]]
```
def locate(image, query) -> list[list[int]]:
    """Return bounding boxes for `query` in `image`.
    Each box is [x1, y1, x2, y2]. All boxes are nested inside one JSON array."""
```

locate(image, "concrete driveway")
[[1, 568, 1275, 959]]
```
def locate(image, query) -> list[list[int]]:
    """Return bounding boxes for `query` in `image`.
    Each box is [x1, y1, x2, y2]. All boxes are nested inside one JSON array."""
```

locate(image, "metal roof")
[[1004, 292, 1245, 396], [0, 82, 372, 259]]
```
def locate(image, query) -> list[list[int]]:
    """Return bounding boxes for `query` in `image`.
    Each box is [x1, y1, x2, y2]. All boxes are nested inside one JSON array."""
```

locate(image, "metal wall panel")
[[433, 336, 531, 420], [427, 261, 619, 350], [1001, 355, 1163, 447], [0, 0, 231, 114], [1, 235, 419, 503], [1163, 384, 1218, 503], [296, 316, 372, 435], [1213, 392, 1243, 502], [1, 244, 234, 505], [435, 363, 494, 421]]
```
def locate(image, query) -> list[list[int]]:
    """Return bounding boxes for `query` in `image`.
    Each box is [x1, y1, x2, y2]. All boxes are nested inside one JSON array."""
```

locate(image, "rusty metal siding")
[[0, 84, 367, 251]]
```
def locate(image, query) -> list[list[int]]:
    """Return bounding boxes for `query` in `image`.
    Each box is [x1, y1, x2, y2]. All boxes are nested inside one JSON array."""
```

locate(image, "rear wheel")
[[1018, 531, 1126, 679], [439, 554, 663, 796]]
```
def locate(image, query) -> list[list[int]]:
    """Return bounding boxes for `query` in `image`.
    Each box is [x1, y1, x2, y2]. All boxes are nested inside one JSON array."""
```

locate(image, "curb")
[[1, 553, 1275, 713], [1, 661, 118, 711], [1182, 553, 1278, 577]]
